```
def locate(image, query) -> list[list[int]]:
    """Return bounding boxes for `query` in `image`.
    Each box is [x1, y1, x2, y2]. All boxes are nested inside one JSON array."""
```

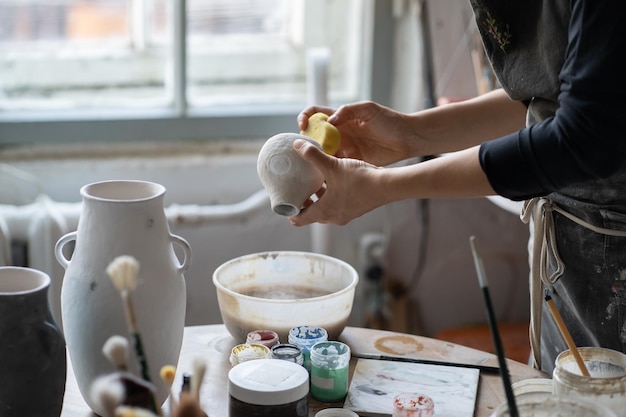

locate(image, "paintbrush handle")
[[122, 293, 153, 383], [470, 236, 518, 417], [352, 353, 500, 374], [481, 286, 519, 417], [545, 295, 590, 377]]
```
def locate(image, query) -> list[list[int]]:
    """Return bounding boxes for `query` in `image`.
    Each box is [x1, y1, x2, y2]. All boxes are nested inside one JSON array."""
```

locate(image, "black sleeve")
[[479, 0, 626, 201]]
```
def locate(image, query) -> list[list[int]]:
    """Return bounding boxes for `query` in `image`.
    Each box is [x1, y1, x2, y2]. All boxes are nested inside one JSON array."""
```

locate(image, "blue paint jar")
[[288, 326, 328, 371]]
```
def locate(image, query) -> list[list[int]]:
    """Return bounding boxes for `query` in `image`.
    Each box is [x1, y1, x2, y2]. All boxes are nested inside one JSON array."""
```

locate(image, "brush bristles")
[[160, 365, 178, 416], [190, 357, 207, 399], [90, 375, 124, 417], [103, 335, 129, 370], [107, 255, 140, 293], [160, 365, 177, 386]]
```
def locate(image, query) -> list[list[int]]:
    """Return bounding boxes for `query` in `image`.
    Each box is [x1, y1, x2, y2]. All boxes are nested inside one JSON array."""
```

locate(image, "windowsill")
[[0, 103, 308, 147], [0, 135, 265, 161]]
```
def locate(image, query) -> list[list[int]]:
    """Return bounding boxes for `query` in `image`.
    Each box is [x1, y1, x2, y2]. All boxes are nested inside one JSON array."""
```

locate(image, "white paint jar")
[[228, 358, 309, 417], [552, 347, 626, 416]]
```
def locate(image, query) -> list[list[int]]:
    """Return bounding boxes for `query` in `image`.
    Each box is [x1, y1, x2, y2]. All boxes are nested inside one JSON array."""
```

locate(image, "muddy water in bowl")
[[552, 347, 626, 416], [212, 251, 359, 343], [239, 285, 332, 299]]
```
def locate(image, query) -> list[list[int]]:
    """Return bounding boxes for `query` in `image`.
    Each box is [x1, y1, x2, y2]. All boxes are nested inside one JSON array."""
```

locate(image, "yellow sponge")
[[300, 112, 341, 155]]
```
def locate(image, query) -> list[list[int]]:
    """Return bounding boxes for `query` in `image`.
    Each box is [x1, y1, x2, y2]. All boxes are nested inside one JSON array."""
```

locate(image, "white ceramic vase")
[[55, 180, 191, 415], [257, 133, 324, 216]]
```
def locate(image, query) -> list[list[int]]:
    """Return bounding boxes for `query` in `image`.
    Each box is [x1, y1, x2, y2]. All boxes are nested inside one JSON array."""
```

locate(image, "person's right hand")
[[297, 101, 420, 166]]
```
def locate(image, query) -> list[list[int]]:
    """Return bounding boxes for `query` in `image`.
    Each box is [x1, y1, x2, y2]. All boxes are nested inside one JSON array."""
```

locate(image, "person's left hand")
[[287, 138, 389, 226]]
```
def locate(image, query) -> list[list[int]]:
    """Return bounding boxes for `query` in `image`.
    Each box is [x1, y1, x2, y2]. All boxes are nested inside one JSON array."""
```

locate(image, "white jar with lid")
[[552, 347, 626, 416], [228, 358, 309, 417]]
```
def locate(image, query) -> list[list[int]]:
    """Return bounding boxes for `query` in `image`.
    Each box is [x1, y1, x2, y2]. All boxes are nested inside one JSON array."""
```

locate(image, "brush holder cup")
[[0, 267, 66, 417], [552, 347, 626, 416], [257, 133, 325, 216], [55, 180, 192, 416]]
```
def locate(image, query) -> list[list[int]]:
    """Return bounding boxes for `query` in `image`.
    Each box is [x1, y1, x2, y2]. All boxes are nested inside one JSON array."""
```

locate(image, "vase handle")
[[170, 234, 192, 273], [54, 231, 77, 269]]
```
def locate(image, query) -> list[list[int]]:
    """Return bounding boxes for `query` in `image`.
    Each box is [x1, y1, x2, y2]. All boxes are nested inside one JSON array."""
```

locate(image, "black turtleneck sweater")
[[474, 0, 626, 202]]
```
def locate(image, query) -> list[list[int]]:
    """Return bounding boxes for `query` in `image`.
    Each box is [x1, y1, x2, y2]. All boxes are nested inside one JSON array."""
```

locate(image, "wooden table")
[[61, 324, 546, 417]]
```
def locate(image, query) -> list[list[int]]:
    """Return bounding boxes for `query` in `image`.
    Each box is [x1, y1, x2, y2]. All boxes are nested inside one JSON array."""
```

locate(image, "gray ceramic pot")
[[0, 267, 66, 417]]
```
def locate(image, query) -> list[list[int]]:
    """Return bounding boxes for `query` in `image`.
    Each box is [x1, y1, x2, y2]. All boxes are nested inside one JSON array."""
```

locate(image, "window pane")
[[0, 0, 169, 110], [0, 0, 370, 113], [187, 0, 367, 108]]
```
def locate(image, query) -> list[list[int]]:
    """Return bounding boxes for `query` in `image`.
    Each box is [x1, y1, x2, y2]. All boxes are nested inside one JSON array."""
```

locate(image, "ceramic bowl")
[[212, 251, 359, 343]]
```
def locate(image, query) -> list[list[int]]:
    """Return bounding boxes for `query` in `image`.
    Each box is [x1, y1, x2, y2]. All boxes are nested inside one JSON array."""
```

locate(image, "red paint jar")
[[392, 392, 435, 417], [246, 330, 280, 348]]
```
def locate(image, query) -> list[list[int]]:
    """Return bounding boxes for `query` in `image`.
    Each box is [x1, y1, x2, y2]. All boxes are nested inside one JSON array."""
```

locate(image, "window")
[[0, 0, 374, 145]]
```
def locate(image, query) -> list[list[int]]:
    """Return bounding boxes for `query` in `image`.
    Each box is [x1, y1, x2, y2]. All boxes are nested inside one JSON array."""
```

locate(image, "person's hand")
[[287, 138, 390, 226], [297, 101, 418, 166]]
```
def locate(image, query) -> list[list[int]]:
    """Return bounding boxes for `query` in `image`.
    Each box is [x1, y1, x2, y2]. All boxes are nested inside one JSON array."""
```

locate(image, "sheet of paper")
[[343, 358, 479, 417]]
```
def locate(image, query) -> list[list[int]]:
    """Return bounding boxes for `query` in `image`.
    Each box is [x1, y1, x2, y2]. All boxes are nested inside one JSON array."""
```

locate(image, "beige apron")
[[521, 197, 626, 370]]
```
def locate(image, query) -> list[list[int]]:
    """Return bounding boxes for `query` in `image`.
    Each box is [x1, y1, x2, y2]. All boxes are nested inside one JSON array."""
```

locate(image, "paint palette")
[[343, 358, 479, 416]]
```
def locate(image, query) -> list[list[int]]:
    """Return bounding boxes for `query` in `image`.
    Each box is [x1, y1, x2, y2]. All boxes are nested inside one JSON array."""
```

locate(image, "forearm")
[[380, 147, 496, 202], [407, 89, 527, 157]]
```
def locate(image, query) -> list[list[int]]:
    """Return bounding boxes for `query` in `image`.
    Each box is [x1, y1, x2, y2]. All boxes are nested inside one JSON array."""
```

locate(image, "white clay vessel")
[[257, 132, 324, 216]]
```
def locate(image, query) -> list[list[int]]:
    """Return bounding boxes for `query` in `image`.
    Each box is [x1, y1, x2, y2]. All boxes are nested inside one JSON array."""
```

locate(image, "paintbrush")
[[90, 375, 125, 417], [103, 335, 130, 371], [107, 255, 151, 383], [544, 292, 590, 377], [190, 357, 207, 401], [159, 365, 178, 417], [351, 353, 500, 374], [470, 236, 518, 417]]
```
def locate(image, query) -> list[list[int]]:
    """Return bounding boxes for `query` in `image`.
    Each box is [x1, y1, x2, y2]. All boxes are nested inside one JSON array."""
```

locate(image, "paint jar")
[[490, 392, 617, 417], [288, 326, 328, 371], [511, 378, 553, 397], [246, 330, 280, 348], [552, 347, 626, 416], [392, 393, 435, 417], [228, 358, 309, 417], [314, 408, 360, 417], [229, 343, 271, 367], [310, 341, 350, 402], [271, 343, 304, 366]]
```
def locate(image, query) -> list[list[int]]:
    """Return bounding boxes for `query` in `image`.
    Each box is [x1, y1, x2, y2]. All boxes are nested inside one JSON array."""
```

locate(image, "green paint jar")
[[310, 341, 351, 402]]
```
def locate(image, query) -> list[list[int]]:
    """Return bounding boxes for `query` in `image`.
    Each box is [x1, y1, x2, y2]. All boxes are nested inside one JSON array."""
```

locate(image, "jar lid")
[[228, 358, 309, 405], [288, 326, 328, 348], [315, 408, 360, 417]]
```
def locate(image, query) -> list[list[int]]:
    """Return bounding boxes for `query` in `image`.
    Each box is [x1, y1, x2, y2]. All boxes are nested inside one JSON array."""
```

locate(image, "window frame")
[[0, 0, 395, 147]]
